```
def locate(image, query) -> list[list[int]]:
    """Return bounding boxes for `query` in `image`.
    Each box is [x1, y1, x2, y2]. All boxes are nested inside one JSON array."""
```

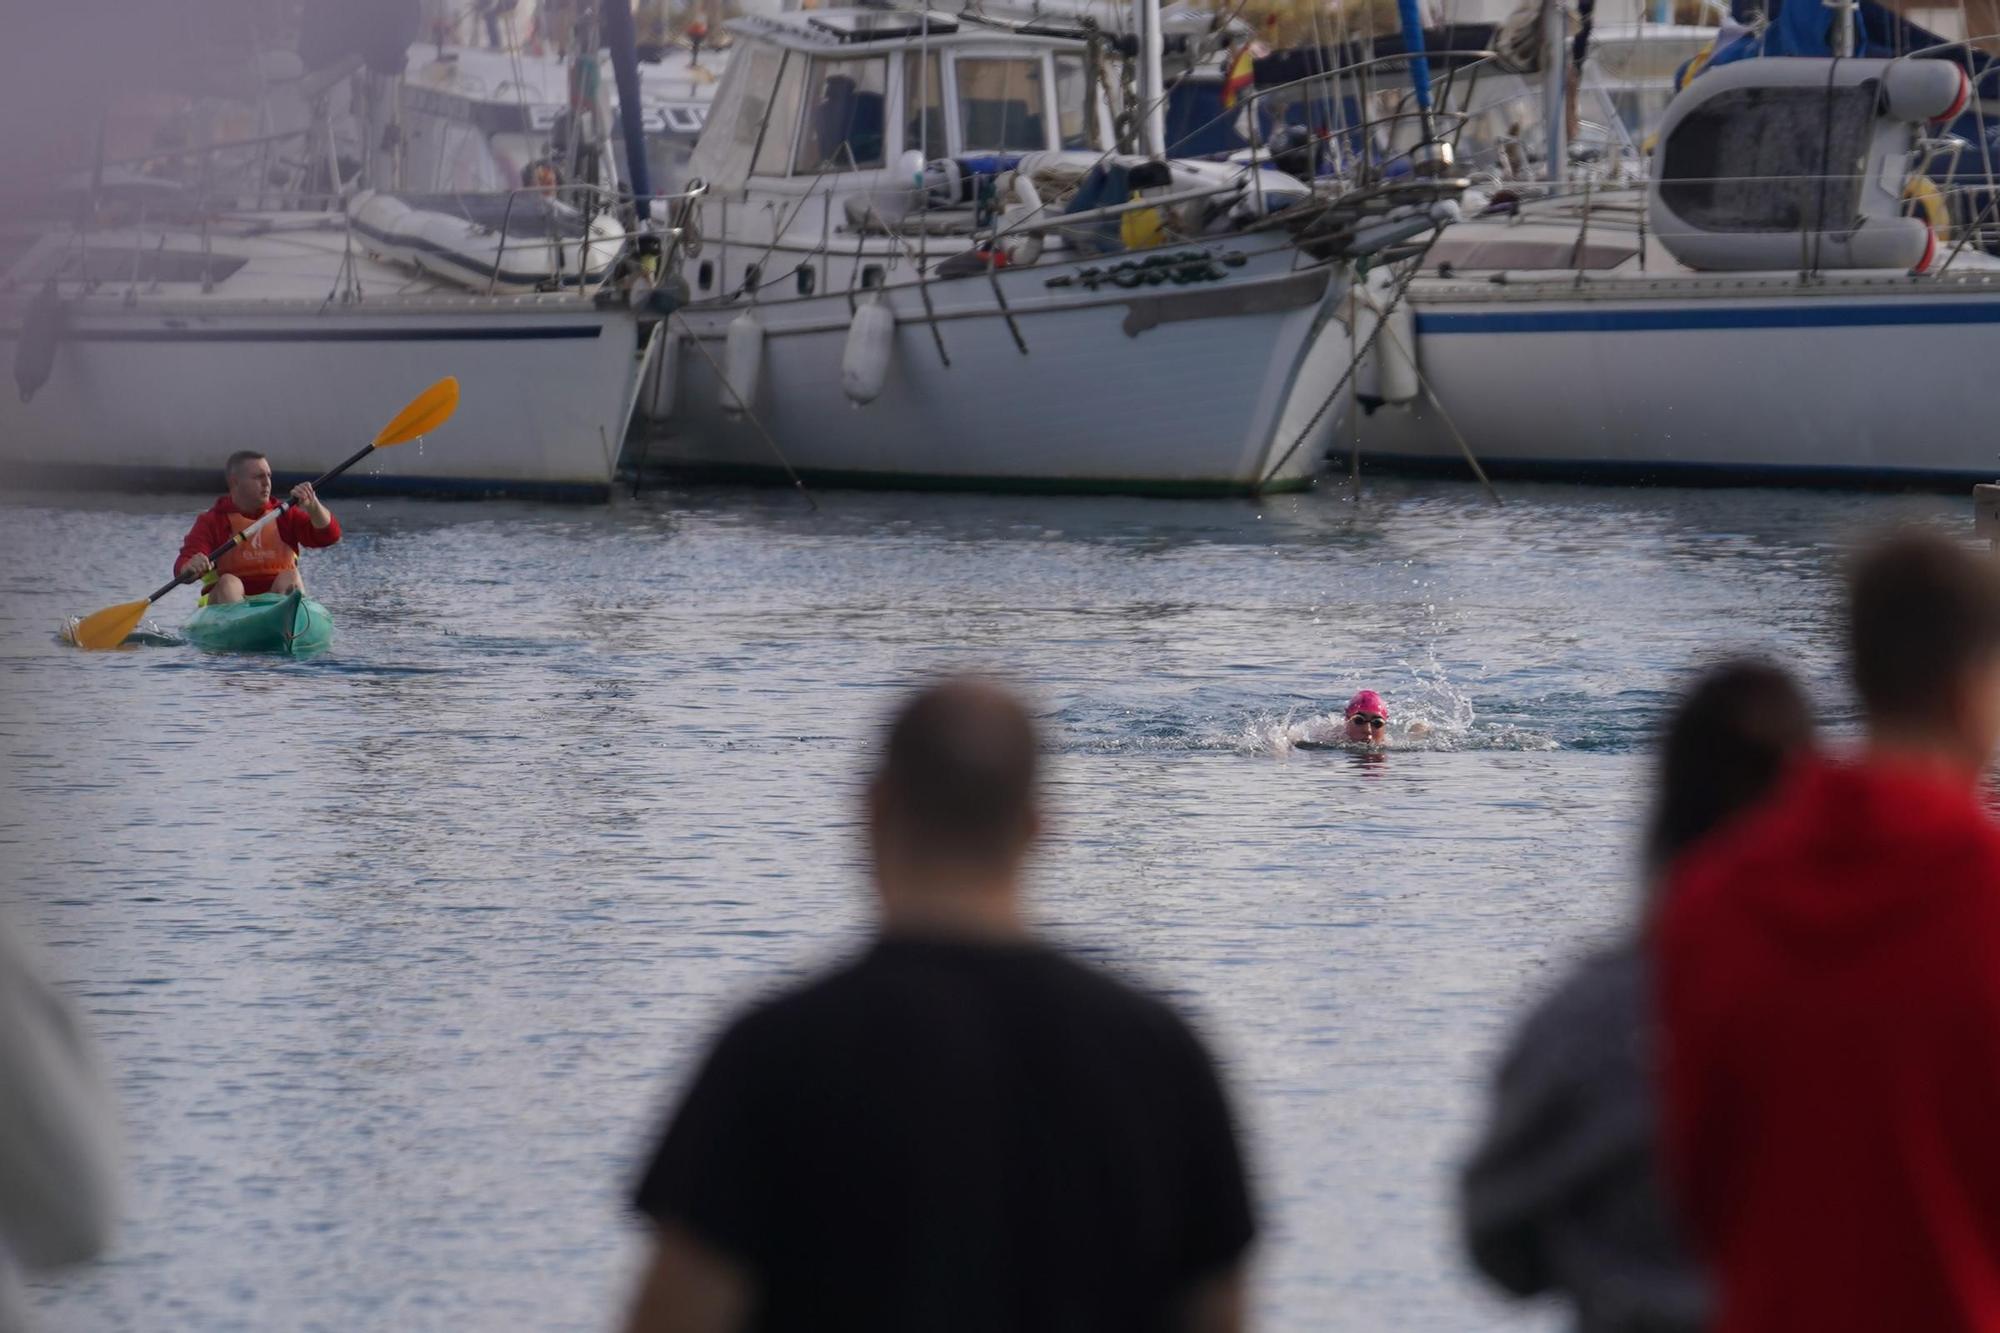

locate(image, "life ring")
[[1903, 174, 1952, 246]]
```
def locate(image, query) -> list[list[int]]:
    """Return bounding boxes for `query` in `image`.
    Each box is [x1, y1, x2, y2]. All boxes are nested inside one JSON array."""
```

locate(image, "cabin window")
[[904, 52, 947, 160], [861, 264, 885, 288], [957, 57, 1048, 152], [744, 262, 762, 291], [752, 52, 808, 176], [698, 259, 714, 290], [1054, 55, 1094, 150], [794, 56, 890, 173], [797, 264, 816, 295]]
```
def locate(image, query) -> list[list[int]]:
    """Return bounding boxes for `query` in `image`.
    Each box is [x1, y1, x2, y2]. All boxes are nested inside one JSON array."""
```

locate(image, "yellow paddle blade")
[[69, 599, 151, 652], [372, 376, 461, 448]]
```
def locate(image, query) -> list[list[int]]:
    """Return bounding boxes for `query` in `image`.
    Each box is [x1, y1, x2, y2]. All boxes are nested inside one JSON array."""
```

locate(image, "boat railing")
[[1178, 52, 1498, 187], [1416, 162, 2000, 279], [481, 179, 710, 295]]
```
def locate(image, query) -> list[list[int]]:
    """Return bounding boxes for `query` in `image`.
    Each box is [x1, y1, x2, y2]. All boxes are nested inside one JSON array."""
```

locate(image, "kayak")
[[183, 590, 334, 655]]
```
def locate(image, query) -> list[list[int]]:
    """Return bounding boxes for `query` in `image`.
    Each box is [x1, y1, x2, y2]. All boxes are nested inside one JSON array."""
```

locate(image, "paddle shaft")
[[145, 441, 375, 604]]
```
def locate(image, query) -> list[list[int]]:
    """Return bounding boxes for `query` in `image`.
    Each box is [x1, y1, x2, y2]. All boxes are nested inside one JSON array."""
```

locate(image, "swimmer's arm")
[[622, 1223, 752, 1333], [1407, 721, 1432, 737]]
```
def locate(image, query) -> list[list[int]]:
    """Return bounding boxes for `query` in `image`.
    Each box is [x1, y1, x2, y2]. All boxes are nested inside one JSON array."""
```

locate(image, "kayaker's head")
[[1643, 658, 1814, 888], [225, 450, 273, 514], [1344, 689, 1389, 745], [866, 676, 1041, 940], [1849, 529, 2000, 782]]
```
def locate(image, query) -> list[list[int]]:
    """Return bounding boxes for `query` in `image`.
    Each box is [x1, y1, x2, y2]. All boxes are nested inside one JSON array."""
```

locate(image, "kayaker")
[[175, 451, 341, 606]]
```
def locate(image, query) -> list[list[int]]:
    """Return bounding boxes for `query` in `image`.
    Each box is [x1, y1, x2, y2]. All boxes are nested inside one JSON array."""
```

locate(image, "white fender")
[[650, 323, 684, 420], [723, 309, 763, 416], [840, 297, 895, 406], [1351, 288, 1384, 401], [998, 173, 1047, 265], [1374, 289, 1419, 406]]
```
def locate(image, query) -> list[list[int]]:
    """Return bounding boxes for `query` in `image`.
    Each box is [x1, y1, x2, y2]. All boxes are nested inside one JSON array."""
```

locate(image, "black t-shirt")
[[633, 934, 1255, 1333]]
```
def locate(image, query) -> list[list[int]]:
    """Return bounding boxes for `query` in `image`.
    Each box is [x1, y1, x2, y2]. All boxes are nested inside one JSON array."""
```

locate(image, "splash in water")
[[1242, 672, 1556, 755]]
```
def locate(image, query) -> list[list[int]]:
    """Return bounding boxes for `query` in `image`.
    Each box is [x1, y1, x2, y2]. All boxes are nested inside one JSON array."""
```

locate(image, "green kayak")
[[183, 591, 334, 656]]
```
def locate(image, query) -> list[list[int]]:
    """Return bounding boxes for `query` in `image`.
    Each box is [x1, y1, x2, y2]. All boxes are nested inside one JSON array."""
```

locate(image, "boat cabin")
[[687, 8, 1109, 195]]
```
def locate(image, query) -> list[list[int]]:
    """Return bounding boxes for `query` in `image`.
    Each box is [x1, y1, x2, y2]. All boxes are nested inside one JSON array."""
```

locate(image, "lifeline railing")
[[476, 179, 711, 294], [38, 129, 708, 304]]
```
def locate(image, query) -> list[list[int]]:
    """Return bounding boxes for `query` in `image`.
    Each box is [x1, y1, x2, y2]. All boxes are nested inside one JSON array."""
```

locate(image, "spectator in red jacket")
[[176, 451, 341, 604], [1657, 529, 2000, 1333]]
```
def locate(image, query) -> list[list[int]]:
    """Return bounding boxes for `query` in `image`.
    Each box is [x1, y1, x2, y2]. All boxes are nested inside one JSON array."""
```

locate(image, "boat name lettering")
[[1048, 250, 1248, 292]]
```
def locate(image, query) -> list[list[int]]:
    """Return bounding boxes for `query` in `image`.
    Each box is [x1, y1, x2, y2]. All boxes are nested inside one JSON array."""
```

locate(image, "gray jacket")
[[0, 919, 118, 1332], [1459, 944, 1707, 1333]]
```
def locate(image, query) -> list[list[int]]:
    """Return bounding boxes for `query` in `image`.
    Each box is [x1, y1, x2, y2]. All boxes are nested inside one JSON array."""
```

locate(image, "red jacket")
[[177, 495, 342, 598], [1657, 754, 2000, 1333]]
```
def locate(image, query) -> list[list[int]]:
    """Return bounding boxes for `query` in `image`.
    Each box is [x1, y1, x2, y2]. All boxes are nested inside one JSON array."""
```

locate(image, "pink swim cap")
[[1344, 689, 1388, 719]]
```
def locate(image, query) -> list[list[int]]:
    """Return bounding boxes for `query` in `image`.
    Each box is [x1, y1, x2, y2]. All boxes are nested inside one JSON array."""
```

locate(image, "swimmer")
[[1341, 689, 1393, 745], [1297, 689, 1430, 749]]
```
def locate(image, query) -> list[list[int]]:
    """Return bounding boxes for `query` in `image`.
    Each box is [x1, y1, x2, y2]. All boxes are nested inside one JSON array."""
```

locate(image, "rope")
[[1412, 360, 1500, 503], [670, 310, 818, 511], [1255, 233, 1438, 490]]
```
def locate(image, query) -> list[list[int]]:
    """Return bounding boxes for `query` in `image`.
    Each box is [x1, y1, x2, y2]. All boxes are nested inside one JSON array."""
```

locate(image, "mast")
[[1542, 0, 1566, 185], [1133, 0, 1166, 156], [1394, 0, 1436, 146], [602, 0, 656, 216]]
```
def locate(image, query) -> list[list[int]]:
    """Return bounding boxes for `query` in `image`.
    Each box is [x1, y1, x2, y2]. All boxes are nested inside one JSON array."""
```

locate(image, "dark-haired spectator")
[[622, 676, 1255, 1333], [1461, 659, 1814, 1333], [1659, 529, 2000, 1333]]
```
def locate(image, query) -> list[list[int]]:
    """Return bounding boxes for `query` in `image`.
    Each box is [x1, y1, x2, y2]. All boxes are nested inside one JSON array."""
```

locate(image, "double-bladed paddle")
[[69, 376, 460, 651]]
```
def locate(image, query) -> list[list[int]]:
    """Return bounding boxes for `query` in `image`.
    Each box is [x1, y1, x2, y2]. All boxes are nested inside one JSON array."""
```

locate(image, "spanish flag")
[[1222, 43, 1255, 109]]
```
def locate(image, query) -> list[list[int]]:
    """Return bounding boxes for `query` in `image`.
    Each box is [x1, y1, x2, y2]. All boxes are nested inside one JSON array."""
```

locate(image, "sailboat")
[[1335, 0, 2000, 485], [0, 5, 655, 500], [634, 4, 1463, 494]]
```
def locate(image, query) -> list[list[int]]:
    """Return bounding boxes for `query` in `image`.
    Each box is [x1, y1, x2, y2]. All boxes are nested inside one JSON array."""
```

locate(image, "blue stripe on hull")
[[1338, 449, 1996, 492], [0, 461, 611, 502], [0, 324, 606, 344], [1416, 301, 2000, 334]]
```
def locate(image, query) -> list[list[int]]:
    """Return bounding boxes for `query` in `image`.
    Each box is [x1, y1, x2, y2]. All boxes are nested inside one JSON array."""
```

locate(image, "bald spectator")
[[623, 677, 1255, 1333]]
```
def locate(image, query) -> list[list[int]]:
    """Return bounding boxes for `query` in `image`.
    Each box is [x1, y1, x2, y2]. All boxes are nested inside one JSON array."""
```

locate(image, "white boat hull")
[[1354, 273, 2000, 486], [1, 297, 642, 498], [642, 245, 1348, 496]]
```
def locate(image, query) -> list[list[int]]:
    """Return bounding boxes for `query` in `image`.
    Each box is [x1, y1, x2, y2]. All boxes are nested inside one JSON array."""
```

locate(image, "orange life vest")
[[211, 510, 298, 584]]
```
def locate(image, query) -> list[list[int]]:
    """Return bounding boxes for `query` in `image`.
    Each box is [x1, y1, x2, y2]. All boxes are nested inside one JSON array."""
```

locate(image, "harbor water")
[[0, 478, 1960, 1330]]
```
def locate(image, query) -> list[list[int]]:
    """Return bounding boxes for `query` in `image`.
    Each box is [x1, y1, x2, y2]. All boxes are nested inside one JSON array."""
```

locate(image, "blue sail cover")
[[1707, 0, 1994, 91], [1238, 27, 1498, 175]]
